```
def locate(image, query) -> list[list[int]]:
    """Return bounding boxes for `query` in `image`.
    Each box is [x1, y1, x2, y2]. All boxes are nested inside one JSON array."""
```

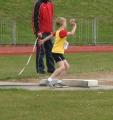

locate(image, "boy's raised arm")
[[67, 19, 77, 36]]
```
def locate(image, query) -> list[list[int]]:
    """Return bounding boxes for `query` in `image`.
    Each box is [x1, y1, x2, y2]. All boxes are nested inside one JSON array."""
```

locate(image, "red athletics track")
[[0, 45, 113, 55]]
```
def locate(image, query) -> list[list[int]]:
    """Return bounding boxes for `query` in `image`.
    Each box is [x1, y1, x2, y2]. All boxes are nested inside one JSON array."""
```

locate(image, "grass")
[[0, 53, 113, 80], [0, 0, 113, 44], [0, 90, 113, 120]]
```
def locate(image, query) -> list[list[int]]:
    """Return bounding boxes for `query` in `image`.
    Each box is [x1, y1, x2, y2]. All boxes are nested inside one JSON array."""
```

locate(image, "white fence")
[[0, 17, 113, 45], [0, 19, 16, 44]]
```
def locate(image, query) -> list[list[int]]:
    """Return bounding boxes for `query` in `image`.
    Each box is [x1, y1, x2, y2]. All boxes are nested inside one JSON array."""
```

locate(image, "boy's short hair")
[[56, 17, 66, 27]]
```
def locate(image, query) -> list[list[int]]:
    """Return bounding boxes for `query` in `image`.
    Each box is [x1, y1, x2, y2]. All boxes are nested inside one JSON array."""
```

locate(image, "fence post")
[[12, 20, 16, 45], [93, 17, 97, 45], [0, 20, 2, 43]]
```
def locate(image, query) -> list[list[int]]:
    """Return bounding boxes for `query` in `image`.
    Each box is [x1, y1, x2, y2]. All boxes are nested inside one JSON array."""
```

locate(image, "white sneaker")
[[57, 80, 63, 84], [55, 80, 68, 88], [47, 78, 57, 87]]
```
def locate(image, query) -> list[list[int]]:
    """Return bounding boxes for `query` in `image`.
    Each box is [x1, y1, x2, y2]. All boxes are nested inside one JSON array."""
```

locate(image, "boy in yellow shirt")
[[38, 17, 77, 87]]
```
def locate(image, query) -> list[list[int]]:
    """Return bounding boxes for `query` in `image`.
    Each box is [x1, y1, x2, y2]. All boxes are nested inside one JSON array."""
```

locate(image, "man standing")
[[32, 0, 55, 74]]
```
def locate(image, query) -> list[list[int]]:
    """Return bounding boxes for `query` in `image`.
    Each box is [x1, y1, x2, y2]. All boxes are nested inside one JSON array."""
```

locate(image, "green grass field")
[[0, 0, 113, 44], [0, 53, 113, 80], [0, 90, 113, 120], [1, 1, 113, 119]]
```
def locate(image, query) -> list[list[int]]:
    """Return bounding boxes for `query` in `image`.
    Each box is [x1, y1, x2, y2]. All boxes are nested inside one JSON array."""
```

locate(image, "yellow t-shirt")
[[52, 28, 67, 54]]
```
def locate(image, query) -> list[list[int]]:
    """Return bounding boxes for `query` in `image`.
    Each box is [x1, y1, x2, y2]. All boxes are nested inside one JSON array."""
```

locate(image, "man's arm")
[[32, 0, 42, 34]]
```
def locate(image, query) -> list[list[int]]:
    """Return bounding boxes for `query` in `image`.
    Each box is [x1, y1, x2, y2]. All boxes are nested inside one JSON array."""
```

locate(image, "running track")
[[0, 45, 113, 55]]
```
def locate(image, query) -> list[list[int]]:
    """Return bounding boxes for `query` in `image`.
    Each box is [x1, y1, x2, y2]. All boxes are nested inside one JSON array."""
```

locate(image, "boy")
[[38, 17, 77, 87]]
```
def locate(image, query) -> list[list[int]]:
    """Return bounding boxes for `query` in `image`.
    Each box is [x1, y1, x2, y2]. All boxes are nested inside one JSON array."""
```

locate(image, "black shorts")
[[52, 53, 65, 63]]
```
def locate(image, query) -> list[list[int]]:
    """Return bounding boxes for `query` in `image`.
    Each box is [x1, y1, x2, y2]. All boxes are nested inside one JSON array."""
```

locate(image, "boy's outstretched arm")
[[38, 34, 53, 46]]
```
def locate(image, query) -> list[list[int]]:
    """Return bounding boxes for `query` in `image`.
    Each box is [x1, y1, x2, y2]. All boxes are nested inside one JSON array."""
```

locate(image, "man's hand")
[[37, 32, 42, 38]]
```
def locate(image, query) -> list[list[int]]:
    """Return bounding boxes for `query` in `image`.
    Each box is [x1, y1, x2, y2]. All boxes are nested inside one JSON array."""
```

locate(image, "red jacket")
[[32, 1, 54, 34]]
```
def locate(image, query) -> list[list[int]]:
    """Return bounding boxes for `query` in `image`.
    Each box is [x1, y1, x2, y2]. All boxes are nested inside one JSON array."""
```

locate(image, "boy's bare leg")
[[49, 61, 65, 79], [47, 60, 70, 87], [58, 60, 70, 80]]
